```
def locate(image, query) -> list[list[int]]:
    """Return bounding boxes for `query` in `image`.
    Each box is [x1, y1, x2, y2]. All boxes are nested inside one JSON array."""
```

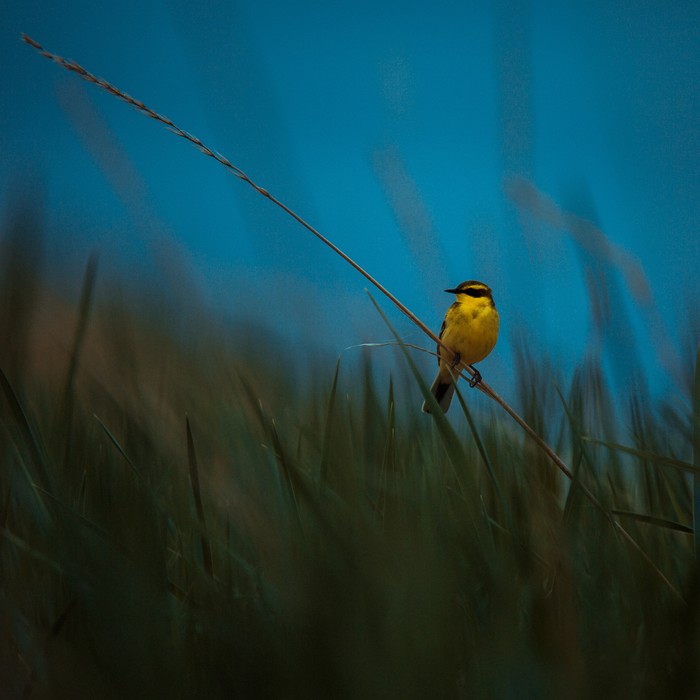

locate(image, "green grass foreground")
[[1, 263, 699, 699]]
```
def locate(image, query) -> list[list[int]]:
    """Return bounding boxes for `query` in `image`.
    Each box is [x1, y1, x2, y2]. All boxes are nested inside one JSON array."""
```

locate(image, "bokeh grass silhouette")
[[1, 217, 699, 698]]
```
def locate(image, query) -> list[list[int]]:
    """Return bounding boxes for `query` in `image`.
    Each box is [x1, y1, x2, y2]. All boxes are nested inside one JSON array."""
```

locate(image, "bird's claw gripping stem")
[[468, 367, 482, 388]]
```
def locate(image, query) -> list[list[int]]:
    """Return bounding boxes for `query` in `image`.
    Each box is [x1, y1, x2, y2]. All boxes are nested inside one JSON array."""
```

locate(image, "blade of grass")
[[185, 417, 214, 577], [61, 254, 98, 413], [693, 344, 700, 559], [371, 376, 398, 521], [33, 483, 134, 560], [0, 367, 54, 526], [0, 526, 64, 574], [611, 510, 693, 534], [584, 438, 699, 475], [554, 386, 683, 600], [269, 419, 303, 530], [366, 292, 469, 501], [267, 418, 352, 561], [556, 385, 606, 516], [0, 366, 52, 492], [93, 413, 164, 514], [235, 369, 269, 433], [58, 255, 98, 476], [319, 358, 341, 489], [2, 431, 53, 527], [452, 383, 509, 526]]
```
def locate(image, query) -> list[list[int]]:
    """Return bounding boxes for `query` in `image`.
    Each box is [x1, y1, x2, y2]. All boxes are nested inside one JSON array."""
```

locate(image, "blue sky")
[[3, 0, 700, 398]]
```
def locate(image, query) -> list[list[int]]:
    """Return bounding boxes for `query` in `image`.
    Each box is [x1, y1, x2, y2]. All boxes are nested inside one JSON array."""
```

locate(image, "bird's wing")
[[436, 318, 447, 366]]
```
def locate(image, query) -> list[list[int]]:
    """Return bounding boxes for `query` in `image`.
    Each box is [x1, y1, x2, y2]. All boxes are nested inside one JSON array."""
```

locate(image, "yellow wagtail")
[[422, 280, 499, 413]]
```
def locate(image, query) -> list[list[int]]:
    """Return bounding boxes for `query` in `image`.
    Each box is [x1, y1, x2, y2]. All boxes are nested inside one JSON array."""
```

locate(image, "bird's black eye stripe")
[[463, 288, 488, 298]]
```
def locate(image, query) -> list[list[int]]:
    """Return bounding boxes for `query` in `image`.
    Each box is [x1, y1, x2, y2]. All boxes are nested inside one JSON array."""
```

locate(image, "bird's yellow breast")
[[439, 297, 499, 367]]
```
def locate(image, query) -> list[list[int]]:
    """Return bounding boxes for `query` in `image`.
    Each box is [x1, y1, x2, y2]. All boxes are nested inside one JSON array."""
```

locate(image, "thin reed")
[[20, 35, 680, 598]]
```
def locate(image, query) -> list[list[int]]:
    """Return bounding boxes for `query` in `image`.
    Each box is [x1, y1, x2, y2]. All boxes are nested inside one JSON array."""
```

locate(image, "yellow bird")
[[422, 280, 499, 414]]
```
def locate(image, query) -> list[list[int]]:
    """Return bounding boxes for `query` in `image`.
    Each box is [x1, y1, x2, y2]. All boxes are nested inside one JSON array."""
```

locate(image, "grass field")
[[1, 226, 699, 699]]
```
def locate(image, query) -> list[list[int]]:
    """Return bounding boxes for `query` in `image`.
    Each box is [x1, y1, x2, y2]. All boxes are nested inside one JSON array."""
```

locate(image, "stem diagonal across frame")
[[21, 33, 682, 601]]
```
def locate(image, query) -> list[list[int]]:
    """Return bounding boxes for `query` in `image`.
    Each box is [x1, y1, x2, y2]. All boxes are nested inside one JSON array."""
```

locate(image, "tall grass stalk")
[[21, 34, 680, 596]]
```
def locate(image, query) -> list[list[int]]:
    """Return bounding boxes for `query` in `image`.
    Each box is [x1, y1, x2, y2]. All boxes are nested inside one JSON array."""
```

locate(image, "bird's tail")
[[422, 371, 456, 414]]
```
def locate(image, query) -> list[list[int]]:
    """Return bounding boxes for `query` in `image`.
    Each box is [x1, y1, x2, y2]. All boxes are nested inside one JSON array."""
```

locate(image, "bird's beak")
[[444, 288, 459, 294]]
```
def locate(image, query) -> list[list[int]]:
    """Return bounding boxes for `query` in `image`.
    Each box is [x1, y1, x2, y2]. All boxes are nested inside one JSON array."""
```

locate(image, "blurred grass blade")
[[365, 291, 467, 498], [93, 413, 162, 511], [612, 510, 693, 534], [269, 419, 302, 528], [33, 482, 134, 560], [555, 387, 681, 599], [1, 526, 63, 574], [186, 416, 214, 577], [584, 438, 699, 475], [0, 365, 53, 496], [556, 385, 589, 530], [693, 344, 700, 559], [319, 358, 341, 488], [453, 384, 509, 521], [61, 254, 98, 411], [59, 254, 98, 471], [49, 598, 78, 639]]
